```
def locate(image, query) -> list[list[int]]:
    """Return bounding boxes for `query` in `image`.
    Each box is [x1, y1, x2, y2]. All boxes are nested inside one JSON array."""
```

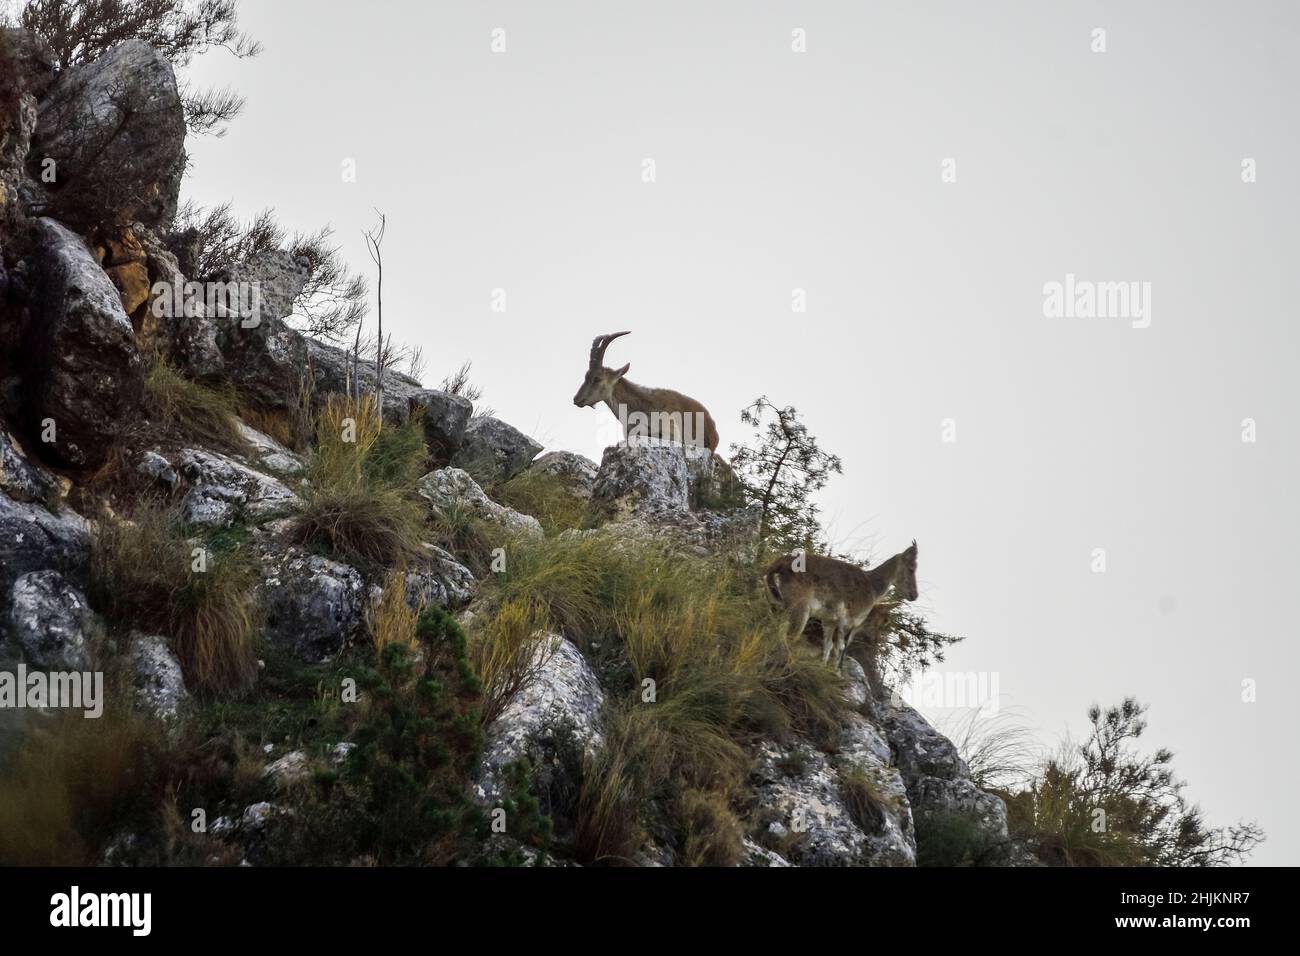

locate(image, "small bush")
[[915, 811, 1005, 867], [468, 598, 551, 728], [258, 608, 488, 865], [293, 394, 426, 570], [89, 499, 260, 696], [144, 358, 247, 451], [369, 568, 419, 655]]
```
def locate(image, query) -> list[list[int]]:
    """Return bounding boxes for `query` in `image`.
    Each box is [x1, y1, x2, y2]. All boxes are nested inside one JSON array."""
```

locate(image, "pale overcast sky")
[[185, 0, 1298, 864]]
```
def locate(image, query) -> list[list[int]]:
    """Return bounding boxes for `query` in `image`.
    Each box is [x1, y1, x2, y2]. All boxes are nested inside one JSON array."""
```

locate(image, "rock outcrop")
[[4, 569, 97, 670], [125, 633, 189, 720], [29, 40, 186, 230], [175, 447, 300, 528], [24, 218, 144, 468], [450, 416, 542, 484], [417, 467, 543, 539], [474, 635, 605, 808], [257, 543, 366, 663]]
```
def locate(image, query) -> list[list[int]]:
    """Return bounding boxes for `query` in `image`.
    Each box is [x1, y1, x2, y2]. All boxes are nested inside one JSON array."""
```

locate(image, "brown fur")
[[764, 544, 918, 670], [573, 332, 719, 451]]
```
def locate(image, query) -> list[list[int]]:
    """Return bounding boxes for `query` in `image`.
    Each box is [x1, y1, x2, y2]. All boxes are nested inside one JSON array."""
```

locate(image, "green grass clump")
[[292, 394, 427, 571], [144, 359, 248, 451], [492, 468, 591, 536], [473, 532, 848, 865], [88, 499, 260, 697]]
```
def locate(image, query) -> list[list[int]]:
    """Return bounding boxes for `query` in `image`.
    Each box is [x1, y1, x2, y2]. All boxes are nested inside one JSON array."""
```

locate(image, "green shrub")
[[258, 608, 488, 865], [915, 811, 1006, 867]]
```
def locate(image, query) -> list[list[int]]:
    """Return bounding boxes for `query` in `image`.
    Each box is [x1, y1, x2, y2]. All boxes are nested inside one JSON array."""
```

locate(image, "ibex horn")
[[589, 331, 631, 369]]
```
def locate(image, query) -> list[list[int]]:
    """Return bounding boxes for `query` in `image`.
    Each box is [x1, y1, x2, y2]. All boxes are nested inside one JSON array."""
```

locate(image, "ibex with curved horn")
[[764, 543, 919, 671], [572, 331, 719, 451]]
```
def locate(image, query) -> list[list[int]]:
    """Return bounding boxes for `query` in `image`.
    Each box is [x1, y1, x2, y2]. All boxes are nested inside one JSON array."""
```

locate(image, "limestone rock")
[[126, 632, 188, 720], [474, 635, 604, 807], [304, 337, 424, 423], [24, 218, 144, 469], [30, 40, 186, 229], [881, 696, 1011, 853], [590, 440, 689, 519], [408, 388, 472, 460], [257, 544, 365, 663], [0, 492, 90, 609], [216, 251, 310, 410], [527, 451, 598, 499], [417, 467, 542, 539], [404, 544, 477, 610], [5, 570, 97, 670], [235, 421, 303, 475], [450, 416, 542, 484], [176, 447, 300, 528], [0, 425, 67, 504]]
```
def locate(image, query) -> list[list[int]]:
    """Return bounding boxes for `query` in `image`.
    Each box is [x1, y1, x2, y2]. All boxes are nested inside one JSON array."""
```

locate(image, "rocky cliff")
[[0, 31, 1017, 867]]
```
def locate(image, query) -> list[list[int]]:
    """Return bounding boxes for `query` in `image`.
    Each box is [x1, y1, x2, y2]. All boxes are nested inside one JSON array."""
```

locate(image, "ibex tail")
[[764, 556, 794, 606]]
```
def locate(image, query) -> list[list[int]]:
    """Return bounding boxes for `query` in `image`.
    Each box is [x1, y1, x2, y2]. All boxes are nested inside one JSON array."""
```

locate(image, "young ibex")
[[764, 543, 919, 671], [572, 331, 720, 451]]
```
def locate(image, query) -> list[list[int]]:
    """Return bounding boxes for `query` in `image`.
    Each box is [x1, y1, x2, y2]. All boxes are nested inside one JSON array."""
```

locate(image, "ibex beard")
[[764, 543, 919, 673]]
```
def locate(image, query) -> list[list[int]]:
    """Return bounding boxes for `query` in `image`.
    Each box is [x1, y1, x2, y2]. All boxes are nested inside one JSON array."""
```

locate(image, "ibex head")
[[895, 540, 919, 601], [573, 331, 631, 408]]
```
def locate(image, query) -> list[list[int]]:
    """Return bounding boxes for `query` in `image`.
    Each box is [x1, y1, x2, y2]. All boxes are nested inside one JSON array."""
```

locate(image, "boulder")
[[0, 424, 67, 504], [263, 750, 311, 788], [175, 447, 300, 528], [404, 544, 477, 610], [304, 337, 424, 422], [0, 30, 56, 215], [750, 735, 914, 867], [135, 449, 179, 490], [257, 545, 365, 662], [417, 467, 542, 539], [473, 635, 605, 807], [527, 451, 598, 499], [24, 218, 144, 469], [450, 416, 542, 484], [216, 250, 310, 410], [590, 440, 689, 519], [408, 388, 472, 460], [0, 492, 90, 607], [30, 40, 186, 229], [5, 570, 97, 670], [235, 421, 303, 475], [135, 226, 224, 379], [125, 632, 188, 720]]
